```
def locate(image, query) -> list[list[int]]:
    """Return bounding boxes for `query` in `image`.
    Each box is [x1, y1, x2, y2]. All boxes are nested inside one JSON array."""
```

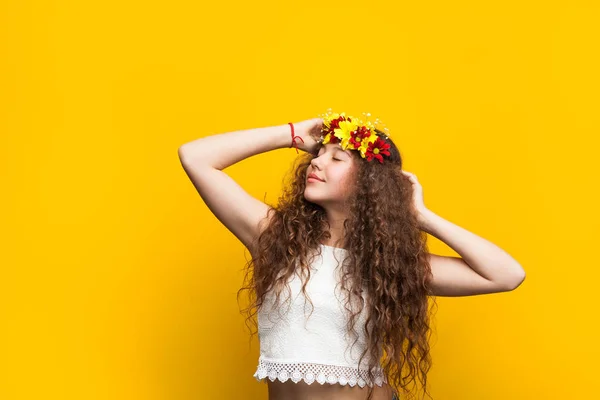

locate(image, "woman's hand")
[[401, 170, 432, 229], [292, 118, 324, 154]]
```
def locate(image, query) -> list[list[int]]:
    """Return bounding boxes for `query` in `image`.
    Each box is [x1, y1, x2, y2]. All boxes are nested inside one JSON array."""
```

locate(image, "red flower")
[[325, 116, 346, 133], [365, 136, 391, 163], [322, 116, 347, 144], [349, 125, 372, 149], [326, 133, 340, 144]]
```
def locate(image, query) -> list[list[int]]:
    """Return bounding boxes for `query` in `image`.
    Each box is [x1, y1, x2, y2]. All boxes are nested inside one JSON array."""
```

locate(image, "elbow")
[[178, 144, 190, 162], [178, 144, 197, 165], [504, 266, 526, 291], [178, 141, 212, 168]]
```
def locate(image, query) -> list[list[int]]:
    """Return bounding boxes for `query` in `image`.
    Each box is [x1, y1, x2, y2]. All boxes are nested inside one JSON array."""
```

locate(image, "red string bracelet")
[[288, 122, 304, 154]]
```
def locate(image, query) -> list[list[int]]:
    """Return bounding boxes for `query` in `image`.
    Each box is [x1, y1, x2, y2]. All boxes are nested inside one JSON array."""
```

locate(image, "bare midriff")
[[266, 380, 394, 400]]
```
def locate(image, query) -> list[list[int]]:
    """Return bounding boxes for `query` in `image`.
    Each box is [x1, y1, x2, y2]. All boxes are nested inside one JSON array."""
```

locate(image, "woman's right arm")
[[177, 123, 301, 251]]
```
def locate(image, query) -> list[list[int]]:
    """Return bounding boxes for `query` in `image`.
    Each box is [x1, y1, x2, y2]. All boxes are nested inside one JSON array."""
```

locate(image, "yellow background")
[[2, 0, 599, 399]]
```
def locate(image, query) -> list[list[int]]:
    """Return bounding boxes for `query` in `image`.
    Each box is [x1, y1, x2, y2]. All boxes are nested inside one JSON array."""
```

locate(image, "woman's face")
[[304, 143, 358, 206]]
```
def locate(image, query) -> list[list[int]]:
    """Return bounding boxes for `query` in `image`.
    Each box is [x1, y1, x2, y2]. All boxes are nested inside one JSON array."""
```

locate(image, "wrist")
[[418, 209, 437, 232], [286, 122, 304, 153], [269, 123, 294, 150]]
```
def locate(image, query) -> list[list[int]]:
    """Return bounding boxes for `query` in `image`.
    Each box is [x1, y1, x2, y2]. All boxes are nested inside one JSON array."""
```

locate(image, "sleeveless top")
[[253, 244, 388, 388]]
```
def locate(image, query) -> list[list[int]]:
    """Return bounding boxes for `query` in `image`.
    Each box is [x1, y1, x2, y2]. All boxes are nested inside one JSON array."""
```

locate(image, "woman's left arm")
[[402, 170, 526, 297]]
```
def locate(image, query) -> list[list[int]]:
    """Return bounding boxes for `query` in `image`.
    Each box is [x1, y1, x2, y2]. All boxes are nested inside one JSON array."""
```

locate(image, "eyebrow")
[[318, 145, 350, 155]]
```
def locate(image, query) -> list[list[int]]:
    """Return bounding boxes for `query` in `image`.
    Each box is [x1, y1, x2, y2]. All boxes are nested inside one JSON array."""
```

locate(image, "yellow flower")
[[334, 119, 360, 150], [358, 131, 378, 157], [323, 112, 342, 130]]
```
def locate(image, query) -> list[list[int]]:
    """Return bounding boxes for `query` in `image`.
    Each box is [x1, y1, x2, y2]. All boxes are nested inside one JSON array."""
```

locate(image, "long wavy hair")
[[238, 129, 438, 399]]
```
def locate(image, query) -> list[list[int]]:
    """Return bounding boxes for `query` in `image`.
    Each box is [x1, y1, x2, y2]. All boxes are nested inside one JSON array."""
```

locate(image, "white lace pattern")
[[253, 358, 388, 388]]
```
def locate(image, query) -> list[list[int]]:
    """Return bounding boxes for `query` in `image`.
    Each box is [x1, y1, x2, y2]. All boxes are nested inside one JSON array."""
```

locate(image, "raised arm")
[[177, 123, 293, 252]]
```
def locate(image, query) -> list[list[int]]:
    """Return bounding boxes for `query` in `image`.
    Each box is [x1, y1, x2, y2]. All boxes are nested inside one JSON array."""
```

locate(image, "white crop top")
[[253, 244, 387, 388]]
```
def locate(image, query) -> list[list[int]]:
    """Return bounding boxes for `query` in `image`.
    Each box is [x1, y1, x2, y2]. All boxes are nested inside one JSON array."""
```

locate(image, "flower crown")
[[317, 109, 392, 164]]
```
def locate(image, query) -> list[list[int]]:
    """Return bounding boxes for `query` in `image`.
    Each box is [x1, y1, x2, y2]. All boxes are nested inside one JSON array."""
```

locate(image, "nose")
[[310, 156, 322, 171]]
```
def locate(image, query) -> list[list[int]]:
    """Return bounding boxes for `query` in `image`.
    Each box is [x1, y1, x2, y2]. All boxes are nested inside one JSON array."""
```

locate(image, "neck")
[[323, 209, 348, 246]]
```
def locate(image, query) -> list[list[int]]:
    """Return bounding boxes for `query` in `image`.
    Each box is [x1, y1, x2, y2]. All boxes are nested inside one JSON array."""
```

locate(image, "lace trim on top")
[[253, 358, 388, 388]]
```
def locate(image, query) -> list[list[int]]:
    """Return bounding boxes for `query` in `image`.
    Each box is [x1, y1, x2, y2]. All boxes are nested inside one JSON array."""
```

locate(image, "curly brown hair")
[[237, 130, 438, 400]]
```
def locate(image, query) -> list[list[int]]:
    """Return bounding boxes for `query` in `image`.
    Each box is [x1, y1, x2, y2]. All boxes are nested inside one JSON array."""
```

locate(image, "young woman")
[[178, 112, 526, 400]]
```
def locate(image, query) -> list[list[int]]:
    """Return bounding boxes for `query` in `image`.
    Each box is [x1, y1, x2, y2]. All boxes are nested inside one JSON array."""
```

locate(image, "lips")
[[308, 173, 324, 182]]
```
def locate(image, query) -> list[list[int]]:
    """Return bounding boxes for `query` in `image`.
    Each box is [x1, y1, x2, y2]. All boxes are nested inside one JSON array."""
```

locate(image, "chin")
[[303, 189, 323, 205]]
